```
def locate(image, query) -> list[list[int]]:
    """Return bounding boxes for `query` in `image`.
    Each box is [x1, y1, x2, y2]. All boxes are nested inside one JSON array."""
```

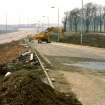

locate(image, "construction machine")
[[33, 27, 64, 43]]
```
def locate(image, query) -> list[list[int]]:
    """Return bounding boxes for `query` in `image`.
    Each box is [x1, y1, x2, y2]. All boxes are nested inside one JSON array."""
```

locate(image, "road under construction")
[[0, 28, 105, 105]]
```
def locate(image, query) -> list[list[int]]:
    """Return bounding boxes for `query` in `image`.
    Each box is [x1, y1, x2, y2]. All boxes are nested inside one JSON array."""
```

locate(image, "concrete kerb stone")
[[35, 49, 53, 68]]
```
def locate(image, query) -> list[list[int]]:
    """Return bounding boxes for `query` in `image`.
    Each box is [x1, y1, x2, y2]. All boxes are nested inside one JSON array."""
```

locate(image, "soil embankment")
[[63, 32, 105, 48], [0, 41, 26, 64], [51, 32, 105, 48], [0, 70, 81, 105]]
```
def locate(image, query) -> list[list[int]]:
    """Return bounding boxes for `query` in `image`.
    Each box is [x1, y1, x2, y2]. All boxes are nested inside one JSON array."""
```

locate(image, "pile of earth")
[[0, 50, 40, 75], [0, 39, 41, 76], [0, 70, 82, 105], [0, 41, 27, 64]]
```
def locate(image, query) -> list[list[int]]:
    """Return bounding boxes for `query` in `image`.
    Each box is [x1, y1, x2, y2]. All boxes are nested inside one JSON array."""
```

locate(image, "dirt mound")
[[0, 41, 27, 65], [0, 70, 81, 105], [0, 64, 8, 75]]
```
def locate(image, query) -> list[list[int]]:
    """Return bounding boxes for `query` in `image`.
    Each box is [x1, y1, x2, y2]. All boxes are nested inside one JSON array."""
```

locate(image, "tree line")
[[62, 2, 105, 33]]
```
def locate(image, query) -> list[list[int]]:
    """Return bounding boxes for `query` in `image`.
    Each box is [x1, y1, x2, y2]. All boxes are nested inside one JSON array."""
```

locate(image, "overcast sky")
[[0, 0, 104, 24]]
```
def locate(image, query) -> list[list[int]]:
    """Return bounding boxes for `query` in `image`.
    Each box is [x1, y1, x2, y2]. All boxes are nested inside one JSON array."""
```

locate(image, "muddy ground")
[[0, 40, 43, 82], [47, 56, 105, 73], [0, 41, 26, 64], [0, 40, 82, 105], [46, 55, 105, 105]]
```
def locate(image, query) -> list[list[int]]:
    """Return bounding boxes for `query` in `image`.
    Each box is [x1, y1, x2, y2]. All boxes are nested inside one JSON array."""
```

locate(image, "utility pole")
[[58, 8, 60, 42], [43, 16, 50, 28], [6, 15, 7, 33], [51, 6, 60, 42], [81, 0, 83, 45], [47, 16, 50, 28]]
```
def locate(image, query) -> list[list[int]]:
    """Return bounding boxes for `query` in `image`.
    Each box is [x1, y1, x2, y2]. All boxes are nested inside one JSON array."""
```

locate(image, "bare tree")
[[62, 12, 68, 32], [91, 4, 97, 32], [70, 9, 80, 32], [103, 6, 105, 32], [63, 2, 105, 33], [84, 3, 94, 32], [98, 6, 103, 32]]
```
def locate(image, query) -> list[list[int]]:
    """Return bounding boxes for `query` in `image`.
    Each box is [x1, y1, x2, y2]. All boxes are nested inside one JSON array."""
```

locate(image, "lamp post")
[[5, 15, 7, 33], [51, 6, 60, 42], [81, 0, 83, 45], [47, 16, 50, 28], [42, 16, 50, 29], [37, 21, 40, 32], [42, 16, 45, 31]]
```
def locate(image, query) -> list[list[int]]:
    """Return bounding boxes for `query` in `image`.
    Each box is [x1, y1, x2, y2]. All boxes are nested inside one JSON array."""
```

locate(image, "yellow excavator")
[[33, 27, 64, 43]]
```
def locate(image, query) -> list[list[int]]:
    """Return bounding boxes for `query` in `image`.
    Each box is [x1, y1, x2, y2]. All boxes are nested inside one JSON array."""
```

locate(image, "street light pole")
[[47, 16, 50, 28], [81, 0, 83, 45], [42, 16, 50, 28], [42, 16, 45, 31], [6, 15, 7, 33], [58, 8, 60, 42], [37, 21, 40, 32], [51, 6, 60, 42]]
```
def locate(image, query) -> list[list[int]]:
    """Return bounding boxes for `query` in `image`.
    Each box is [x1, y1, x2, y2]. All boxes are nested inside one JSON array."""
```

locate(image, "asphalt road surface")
[[36, 42, 105, 105], [36, 42, 105, 60], [0, 30, 35, 44]]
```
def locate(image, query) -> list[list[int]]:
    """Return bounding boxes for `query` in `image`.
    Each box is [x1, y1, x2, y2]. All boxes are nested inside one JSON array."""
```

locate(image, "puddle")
[[63, 61, 105, 71]]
